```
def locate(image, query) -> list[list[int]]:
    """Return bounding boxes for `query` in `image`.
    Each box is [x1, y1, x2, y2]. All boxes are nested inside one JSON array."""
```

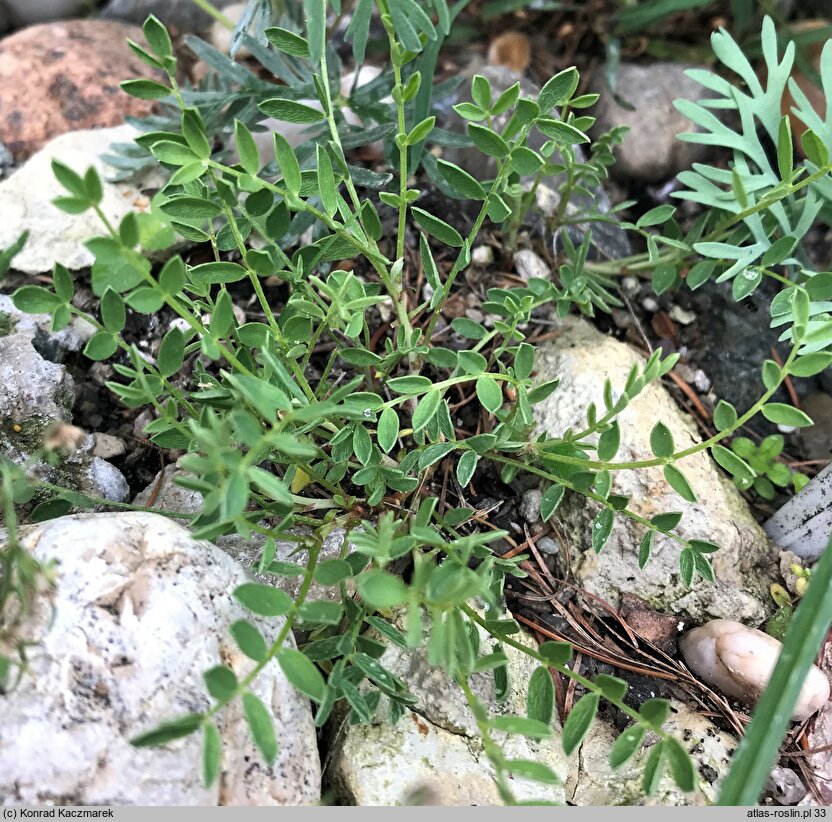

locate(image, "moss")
[[0, 312, 17, 337], [0, 416, 52, 455]]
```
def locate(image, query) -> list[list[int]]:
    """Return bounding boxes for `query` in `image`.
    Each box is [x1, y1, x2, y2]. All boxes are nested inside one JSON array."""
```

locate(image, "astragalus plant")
[[2, 2, 831, 803]]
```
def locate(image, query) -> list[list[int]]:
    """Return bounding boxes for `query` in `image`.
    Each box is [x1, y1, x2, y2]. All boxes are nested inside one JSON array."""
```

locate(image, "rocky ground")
[[0, 0, 831, 808]]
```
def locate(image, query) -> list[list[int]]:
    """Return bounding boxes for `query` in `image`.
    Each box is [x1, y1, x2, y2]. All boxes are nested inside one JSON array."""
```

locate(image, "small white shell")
[[679, 619, 830, 722]]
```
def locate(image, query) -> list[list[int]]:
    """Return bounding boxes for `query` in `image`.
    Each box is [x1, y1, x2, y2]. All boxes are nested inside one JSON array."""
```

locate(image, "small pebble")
[[519, 488, 542, 524], [471, 245, 494, 266], [465, 309, 485, 324], [621, 276, 640, 295], [611, 309, 632, 330], [487, 31, 531, 73], [642, 297, 659, 313], [669, 305, 697, 325], [675, 363, 696, 384], [680, 619, 830, 721], [693, 369, 711, 393], [765, 767, 806, 805], [513, 249, 550, 281], [92, 433, 126, 460], [133, 409, 153, 440], [536, 537, 561, 556]]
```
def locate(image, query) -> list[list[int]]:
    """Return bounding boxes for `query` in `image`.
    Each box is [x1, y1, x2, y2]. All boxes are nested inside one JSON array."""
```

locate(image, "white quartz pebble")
[[679, 619, 830, 721]]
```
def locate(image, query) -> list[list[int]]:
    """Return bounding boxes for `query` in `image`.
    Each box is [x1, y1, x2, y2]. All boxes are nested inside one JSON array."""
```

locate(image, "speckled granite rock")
[[0, 294, 127, 503], [0, 512, 321, 805]]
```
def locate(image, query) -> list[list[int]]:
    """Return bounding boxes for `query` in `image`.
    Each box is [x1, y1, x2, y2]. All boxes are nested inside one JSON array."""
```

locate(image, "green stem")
[[535, 345, 799, 471], [188, 0, 235, 29], [423, 121, 537, 343], [462, 604, 684, 749], [206, 534, 323, 720], [457, 676, 518, 805], [585, 161, 832, 277], [484, 453, 688, 548]]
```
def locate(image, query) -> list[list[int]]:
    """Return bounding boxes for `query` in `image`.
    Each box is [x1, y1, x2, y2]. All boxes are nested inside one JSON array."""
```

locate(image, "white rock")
[[0, 512, 321, 805], [513, 249, 550, 281], [79, 456, 130, 502], [766, 461, 832, 562], [0, 125, 163, 273], [0, 294, 95, 354], [622, 276, 640, 295], [679, 619, 830, 722], [567, 701, 736, 805], [0, 320, 74, 428], [92, 433, 127, 460], [669, 305, 697, 326], [532, 317, 779, 622], [133, 463, 203, 515], [133, 465, 345, 601], [328, 614, 568, 805], [471, 245, 494, 266], [537, 537, 561, 556], [693, 369, 711, 394]]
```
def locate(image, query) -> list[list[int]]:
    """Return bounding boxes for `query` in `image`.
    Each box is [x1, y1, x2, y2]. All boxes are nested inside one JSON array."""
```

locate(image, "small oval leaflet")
[[527, 666, 555, 725], [562, 692, 599, 755], [230, 619, 268, 662], [233, 583, 293, 617], [277, 647, 327, 702], [242, 691, 278, 765]]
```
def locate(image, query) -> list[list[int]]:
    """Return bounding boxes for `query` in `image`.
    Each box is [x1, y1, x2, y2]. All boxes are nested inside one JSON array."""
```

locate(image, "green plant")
[[1, 3, 831, 805], [728, 433, 808, 500]]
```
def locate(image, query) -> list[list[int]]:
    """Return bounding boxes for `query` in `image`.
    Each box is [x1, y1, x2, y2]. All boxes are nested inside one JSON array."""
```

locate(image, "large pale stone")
[[566, 702, 737, 805], [0, 125, 161, 273], [0, 512, 321, 805], [532, 317, 779, 622], [327, 615, 568, 805], [133, 465, 346, 601]]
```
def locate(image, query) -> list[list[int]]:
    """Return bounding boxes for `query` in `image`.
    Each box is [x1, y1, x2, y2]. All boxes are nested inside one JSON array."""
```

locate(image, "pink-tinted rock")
[[0, 19, 158, 160]]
